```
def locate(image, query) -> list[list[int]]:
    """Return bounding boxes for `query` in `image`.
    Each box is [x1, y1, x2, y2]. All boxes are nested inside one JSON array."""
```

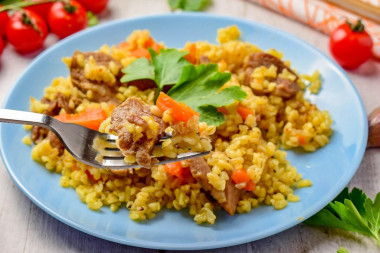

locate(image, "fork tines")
[[92, 133, 208, 169]]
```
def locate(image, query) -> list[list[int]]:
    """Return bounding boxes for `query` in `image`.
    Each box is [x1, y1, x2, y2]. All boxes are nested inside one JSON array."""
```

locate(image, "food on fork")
[[105, 96, 213, 168]]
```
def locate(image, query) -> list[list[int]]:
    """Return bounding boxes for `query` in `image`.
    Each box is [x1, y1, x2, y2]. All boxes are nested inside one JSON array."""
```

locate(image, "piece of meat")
[[41, 93, 74, 116], [31, 93, 73, 147], [70, 50, 123, 104], [31, 126, 49, 144], [110, 97, 167, 168], [189, 157, 242, 215], [46, 131, 64, 154], [127, 79, 156, 91], [31, 127, 64, 154], [31, 93, 77, 154], [273, 78, 301, 98], [243, 52, 300, 98]]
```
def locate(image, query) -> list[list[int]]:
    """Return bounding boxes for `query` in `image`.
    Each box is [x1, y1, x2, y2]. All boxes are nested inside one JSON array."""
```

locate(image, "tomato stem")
[[21, 12, 33, 26], [63, 1, 77, 14], [21, 10, 42, 36], [347, 19, 365, 33], [0, 0, 56, 13]]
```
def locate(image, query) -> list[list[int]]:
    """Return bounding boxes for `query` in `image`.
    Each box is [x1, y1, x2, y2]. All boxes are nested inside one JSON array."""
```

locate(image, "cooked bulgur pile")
[[27, 26, 332, 224]]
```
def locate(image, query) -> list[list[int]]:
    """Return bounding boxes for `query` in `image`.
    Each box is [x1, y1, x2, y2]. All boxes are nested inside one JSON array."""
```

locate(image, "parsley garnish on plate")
[[304, 187, 380, 247], [121, 49, 191, 95], [168, 0, 211, 11], [121, 48, 246, 126], [168, 64, 246, 126]]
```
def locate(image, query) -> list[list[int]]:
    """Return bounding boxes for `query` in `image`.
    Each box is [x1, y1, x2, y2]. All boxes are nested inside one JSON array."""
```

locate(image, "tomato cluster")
[[0, 0, 109, 57]]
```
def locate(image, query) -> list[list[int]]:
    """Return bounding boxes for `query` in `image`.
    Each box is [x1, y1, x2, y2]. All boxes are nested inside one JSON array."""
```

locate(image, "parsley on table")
[[304, 187, 380, 247], [337, 247, 350, 253], [168, 64, 246, 126], [168, 0, 210, 11], [120, 48, 246, 126]]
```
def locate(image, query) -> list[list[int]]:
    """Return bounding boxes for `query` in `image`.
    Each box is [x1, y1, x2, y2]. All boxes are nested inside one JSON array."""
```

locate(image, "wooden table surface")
[[1, 0, 379, 252]]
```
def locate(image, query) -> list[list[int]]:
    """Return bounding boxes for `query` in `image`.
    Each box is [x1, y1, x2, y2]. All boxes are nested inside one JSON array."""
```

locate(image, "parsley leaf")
[[168, 0, 210, 11], [121, 58, 155, 83], [304, 187, 380, 247], [337, 247, 350, 253], [121, 49, 191, 94], [198, 105, 225, 127], [150, 49, 190, 91], [168, 64, 246, 126], [87, 11, 99, 27], [365, 192, 380, 238]]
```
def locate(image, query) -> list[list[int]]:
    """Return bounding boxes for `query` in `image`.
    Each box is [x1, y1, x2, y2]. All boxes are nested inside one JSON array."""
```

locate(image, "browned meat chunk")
[[47, 131, 64, 154], [31, 126, 49, 144], [127, 79, 156, 91], [274, 78, 300, 98], [31, 93, 73, 151], [243, 52, 300, 98], [189, 157, 242, 215], [41, 93, 74, 116], [70, 50, 123, 103], [110, 97, 167, 168]]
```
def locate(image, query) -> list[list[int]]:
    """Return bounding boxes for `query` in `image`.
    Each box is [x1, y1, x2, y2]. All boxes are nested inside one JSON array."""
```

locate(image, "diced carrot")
[[231, 169, 251, 184], [118, 41, 130, 49], [54, 108, 107, 131], [72, 163, 79, 171], [85, 169, 100, 183], [184, 44, 197, 64], [156, 92, 199, 123], [237, 104, 253, 121], [144, 36, 164, 53], [152, 43, 163, 53], [298, 135, 306, 145], [244, 180, 256, 191], [231, 168, 255, 191], [165, 161, 184, 178], [130, 48, 151, 59], [144, 37, 155, 48], [217, 106, 228, 115], [165, 161, 193, 182], [108, 103, 116, 113]]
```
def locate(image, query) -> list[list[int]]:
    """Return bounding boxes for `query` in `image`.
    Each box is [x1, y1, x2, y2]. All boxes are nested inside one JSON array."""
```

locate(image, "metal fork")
[[0, 109, 210, 170]]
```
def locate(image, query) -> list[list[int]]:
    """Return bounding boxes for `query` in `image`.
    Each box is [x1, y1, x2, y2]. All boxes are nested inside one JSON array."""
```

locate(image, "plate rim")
[[0, 12, 368, 250]]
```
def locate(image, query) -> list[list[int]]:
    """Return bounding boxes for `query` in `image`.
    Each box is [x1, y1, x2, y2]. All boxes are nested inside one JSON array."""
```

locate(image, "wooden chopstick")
[[323, 0, 380, 24]]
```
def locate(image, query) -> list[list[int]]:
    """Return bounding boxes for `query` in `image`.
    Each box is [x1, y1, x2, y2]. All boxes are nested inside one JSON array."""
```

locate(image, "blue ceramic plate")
[[0, 13, 368, 250]]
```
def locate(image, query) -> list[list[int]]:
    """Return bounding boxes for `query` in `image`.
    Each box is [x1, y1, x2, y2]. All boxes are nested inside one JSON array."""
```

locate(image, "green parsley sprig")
[[168, 64, 246, 125], [337, 247, 350, 253], [304, 187, 380, 247], [120, 48, 246, 126], [168, 0, 210, 12]]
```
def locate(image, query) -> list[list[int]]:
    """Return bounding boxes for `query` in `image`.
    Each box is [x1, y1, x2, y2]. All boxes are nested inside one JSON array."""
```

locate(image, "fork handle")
[[0, 109, 53, 130]]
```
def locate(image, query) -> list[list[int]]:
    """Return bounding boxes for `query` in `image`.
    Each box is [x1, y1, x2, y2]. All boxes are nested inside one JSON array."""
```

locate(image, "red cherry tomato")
[[0, 5, 10, 37], [0, 38, 4, 58], [330, 20, 373, 69], [24, 0, 53, 23], [48, 0, 88, 38], [6, 10, 48, 54], [77, 0, 109, 14]]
